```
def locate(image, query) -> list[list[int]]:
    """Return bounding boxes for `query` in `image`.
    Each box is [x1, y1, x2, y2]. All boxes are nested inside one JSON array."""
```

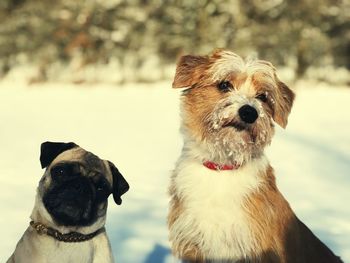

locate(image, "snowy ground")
[[0, 80, 349, 263]]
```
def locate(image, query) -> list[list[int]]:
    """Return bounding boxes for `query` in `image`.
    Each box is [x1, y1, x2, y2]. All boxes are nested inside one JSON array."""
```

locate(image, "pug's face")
[[38, 142, 129, 227]]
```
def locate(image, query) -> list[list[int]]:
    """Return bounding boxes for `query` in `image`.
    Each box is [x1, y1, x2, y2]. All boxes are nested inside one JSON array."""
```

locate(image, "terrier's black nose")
[[238, 105, 258, 124]]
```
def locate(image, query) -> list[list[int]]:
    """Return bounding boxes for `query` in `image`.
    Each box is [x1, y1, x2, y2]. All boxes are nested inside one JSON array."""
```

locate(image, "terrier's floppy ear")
[[273, 81, 295, 129], [40, 141, 77, 168], [172, 55, 209, 88], [108, 161, 129, 205]]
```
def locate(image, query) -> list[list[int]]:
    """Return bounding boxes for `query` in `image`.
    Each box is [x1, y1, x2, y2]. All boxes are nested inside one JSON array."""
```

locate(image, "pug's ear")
[[108, 161, 129, 205], [40, 141, 77, 168]]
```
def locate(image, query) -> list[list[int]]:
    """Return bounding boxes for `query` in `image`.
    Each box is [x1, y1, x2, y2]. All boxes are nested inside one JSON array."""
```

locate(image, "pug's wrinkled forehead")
[[47, 147, 113, 184]]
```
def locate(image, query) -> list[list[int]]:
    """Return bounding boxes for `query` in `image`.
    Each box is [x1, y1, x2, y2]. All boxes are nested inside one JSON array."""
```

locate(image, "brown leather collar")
[[30, 220, 105, 243]]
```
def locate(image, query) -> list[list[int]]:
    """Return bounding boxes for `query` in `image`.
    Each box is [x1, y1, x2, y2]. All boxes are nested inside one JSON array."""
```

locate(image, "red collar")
[[203, 161, 240, 171]]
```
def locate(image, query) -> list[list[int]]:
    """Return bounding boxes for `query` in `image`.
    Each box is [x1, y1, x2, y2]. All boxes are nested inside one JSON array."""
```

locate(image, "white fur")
[[209, 51, 276, 84], [210, 51, 246, 81], [210, 93, 263, 131], [170, 150, 268, 261]]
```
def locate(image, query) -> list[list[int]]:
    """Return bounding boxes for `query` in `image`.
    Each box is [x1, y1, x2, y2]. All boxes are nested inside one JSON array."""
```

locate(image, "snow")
[[0, 80, 349, 262]]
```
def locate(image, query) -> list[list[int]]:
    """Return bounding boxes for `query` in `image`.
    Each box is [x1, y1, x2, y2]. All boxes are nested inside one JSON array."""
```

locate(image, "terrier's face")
[[173, 50, 295, 165]]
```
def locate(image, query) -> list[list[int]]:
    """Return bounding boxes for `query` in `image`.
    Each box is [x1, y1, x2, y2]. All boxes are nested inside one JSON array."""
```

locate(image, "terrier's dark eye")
[[217, 81, 233, 92], [256, 93, 268, 103]]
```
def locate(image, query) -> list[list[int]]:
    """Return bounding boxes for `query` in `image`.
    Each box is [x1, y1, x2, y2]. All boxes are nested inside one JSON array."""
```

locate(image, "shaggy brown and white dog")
[[168, 50, 343, 263]]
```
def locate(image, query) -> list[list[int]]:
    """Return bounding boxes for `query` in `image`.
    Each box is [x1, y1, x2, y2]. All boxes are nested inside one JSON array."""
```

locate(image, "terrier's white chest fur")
[[170, 156, 268, 260]]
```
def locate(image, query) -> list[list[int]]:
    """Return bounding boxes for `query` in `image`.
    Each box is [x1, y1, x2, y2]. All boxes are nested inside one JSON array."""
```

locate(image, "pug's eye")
[[256, 93, 268, 103], [51, 164, 69, 177], [95, 178, 111, 201], [217, 81, 233, 92], [95, 178, 110, 193], [50, 163, 80, 179], [97, 182, 107, 192]]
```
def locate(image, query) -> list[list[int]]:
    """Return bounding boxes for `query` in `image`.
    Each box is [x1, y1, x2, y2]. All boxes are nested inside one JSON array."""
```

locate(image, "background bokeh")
[[0, 0, 349, 84], [0, 1, 349, 263]]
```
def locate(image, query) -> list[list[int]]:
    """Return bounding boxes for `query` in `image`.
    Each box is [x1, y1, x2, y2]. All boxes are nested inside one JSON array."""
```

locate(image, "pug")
[[7, 141, 129, 263]]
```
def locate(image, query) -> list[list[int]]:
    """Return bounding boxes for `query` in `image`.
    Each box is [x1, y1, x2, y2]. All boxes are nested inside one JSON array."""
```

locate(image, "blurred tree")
[[0, 0, 26, 12], [0, 0, 348, 82], [238, 0, 349, 76]]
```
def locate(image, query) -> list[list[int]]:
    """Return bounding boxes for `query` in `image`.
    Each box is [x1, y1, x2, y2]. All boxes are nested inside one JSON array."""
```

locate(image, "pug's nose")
[[239, 105, 258, 124]]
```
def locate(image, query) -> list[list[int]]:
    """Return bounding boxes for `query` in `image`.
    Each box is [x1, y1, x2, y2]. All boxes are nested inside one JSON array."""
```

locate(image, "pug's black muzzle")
[[43, 173, 111, 227]]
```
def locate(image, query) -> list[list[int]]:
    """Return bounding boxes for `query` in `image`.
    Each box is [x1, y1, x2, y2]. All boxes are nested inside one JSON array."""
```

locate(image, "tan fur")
[[177, 51, 290, 165], [242, 166, 296, 263], [242, 166, 343, 263], [175, 50, 295, 132], [168, 50, 343, 263], [181, 85, 226, 141], [7, 146, 115, 263], [173, 55, 210, 88]]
